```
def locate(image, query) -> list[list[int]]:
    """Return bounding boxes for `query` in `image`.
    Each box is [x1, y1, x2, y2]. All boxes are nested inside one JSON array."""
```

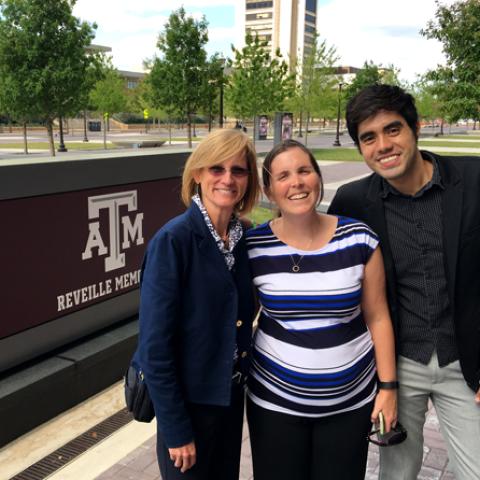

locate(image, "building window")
[[305, 13, 316, 24], [246, 1, 273, 10], [246, 12, 273, 21], [305, 0, 317, 14], [304, 35, 314, 45], [305, 25, 316, 34], [247, 23, 272, 31], [127, 81, 138, 89]]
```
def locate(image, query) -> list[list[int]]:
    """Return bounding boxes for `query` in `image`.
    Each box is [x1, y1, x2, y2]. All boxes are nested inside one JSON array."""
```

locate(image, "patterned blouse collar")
[[192, 194, 243, 271]]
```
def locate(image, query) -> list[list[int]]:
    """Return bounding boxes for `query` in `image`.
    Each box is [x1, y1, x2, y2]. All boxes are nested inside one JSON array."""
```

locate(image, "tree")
[[89, 67, 128, 149], [344, 61, 403, 102], [78, 53, 109, 141], [0, 62, 39, 154], [0, 0, 97, 156], [422, 0, 480, 127], [345, 61, 382, 101], [227, 33, 295, 139], [199, 54, 225, 132], [287, 34, 338, 144], [411, 76, 445, 129], [149, 7, 208, 148]]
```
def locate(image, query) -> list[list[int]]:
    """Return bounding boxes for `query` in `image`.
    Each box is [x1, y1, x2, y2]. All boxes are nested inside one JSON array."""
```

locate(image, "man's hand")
[[169, 441, 196, 473], [475, 388, 480, 405]]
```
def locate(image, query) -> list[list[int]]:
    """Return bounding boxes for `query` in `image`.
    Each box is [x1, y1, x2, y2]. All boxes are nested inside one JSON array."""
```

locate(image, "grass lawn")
[[0, 142, 116, 150], [419, 140, 480, 148], [311, 148, 363, 161], [433, 151, 480, 156], [247, 206, 273, 227], [434, 134, 480, 139]]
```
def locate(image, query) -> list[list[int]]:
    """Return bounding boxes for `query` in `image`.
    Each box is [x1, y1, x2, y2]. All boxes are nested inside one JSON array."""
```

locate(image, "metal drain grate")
[[10, 408, 133, 480]]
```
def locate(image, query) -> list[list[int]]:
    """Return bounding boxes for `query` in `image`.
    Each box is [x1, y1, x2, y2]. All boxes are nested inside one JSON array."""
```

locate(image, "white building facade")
[[236, 0, 318, 68]]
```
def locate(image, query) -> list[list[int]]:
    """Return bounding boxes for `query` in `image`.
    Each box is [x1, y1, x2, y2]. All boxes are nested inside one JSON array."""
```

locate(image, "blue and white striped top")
[[246, 216, 379, 417]]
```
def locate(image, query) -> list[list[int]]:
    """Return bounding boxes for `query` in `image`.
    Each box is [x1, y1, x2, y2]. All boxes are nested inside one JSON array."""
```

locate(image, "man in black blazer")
[[328, 84, 480, 479]]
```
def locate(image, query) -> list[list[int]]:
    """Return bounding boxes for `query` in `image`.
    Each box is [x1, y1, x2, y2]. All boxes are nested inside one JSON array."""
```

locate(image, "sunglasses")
[[208, 165, 250, 178], [367, 422, 407, 447]]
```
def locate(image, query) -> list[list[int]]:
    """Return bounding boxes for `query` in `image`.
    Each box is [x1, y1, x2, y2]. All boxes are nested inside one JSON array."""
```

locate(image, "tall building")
[[237, 0, 318, 68]]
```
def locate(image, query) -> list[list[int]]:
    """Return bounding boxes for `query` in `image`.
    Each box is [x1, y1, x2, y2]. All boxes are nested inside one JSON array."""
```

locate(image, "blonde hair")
[[181, 129, 260, 215]]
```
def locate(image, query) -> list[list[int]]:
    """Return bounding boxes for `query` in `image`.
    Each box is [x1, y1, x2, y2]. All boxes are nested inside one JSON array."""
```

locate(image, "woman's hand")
[[169, 441, 196, 473], [371, 389, 397, 433]]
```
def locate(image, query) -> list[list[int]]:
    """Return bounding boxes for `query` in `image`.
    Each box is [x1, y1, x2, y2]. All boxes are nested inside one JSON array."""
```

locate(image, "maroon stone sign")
[[1, 178, 184, 340]]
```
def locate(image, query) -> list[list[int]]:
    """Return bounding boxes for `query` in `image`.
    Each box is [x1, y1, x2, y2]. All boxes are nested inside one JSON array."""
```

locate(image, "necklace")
[[289, 235, 314, 273], [271, 218, 316, 273]]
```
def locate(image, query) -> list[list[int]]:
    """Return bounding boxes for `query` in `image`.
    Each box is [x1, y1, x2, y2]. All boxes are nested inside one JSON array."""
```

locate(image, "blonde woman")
[[136, 129, 259, 480]]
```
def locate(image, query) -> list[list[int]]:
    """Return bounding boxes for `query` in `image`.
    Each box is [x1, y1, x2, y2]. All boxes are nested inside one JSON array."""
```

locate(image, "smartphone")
[[379, 411, 386, 435]]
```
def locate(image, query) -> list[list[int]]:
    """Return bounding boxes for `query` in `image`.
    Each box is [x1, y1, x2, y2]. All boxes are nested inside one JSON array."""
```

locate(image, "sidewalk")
[[93, 402, 453, 480]]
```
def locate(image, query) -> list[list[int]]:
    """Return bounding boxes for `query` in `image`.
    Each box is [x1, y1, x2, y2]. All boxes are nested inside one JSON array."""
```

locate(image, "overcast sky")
[[73, 0, 456, 83]]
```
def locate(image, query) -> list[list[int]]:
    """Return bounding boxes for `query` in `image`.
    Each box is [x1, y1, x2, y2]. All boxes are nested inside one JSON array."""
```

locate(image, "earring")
[[195, 183, 200, 196]]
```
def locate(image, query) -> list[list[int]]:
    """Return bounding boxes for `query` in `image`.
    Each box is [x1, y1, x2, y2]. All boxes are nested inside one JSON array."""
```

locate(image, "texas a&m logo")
[[82, 191, 144, 272]]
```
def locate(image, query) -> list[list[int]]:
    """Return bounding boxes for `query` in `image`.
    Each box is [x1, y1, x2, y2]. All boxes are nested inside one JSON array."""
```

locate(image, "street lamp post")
[[58, 116, 68, 152], [83, 110, 89, 142], [333, 82, 344, 147]]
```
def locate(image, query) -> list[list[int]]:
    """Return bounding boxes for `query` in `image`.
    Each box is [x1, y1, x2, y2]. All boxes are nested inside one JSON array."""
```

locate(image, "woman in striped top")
[[246, 140, 397, 480]]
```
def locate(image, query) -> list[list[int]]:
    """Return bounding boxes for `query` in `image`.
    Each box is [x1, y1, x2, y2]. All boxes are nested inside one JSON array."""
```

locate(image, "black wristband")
[[377, 381, 399, 390]]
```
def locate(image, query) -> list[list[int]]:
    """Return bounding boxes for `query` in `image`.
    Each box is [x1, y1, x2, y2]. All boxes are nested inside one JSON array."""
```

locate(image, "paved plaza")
[[94, 402, 454, 480]]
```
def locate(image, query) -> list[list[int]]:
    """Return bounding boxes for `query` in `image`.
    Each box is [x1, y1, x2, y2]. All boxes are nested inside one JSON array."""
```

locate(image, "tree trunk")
[[22, 122, 28, 154], [305, 113, 310, 146], [298, 112, 303, 137], [168, 116, 172, 145], [187, 113, 192, 148], [103, 117, 107, 149], [83, 110, 89, 142], [252, 115, 256, 147], [46, 119, 55, 157], [440, 119, 444, 135]]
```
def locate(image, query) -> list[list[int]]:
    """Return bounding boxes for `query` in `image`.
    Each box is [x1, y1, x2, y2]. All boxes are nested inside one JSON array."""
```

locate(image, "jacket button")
[[236, 320, 243, 327], [241, 351, 247, 358]]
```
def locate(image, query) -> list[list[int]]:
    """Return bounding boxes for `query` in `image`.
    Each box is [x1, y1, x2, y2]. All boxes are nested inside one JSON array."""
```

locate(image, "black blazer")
[[136, 204, 255, 448], [328, 151, 480, 393]]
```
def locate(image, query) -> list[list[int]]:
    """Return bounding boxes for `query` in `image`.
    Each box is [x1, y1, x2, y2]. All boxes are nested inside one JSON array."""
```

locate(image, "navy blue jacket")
[[329, 152, 480, 393], [136, 203, 255, 448]]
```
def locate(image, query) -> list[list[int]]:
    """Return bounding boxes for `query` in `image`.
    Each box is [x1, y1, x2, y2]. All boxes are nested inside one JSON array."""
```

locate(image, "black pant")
[[247, 397, 373, 480], [156, 383, 244, 480]]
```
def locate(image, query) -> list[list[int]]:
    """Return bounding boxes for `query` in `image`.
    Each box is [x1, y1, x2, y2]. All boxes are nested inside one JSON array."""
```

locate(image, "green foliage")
[[0, 0, 98, 155], [89, 67, 128, 116], [199, 54, 225, 127], [410, 77, 443, 122], [345, 61, 381, 101], [422, 0, 480, 122], [345, 61, 402, 101], [148, 7, 209, 147], [227, 33, 295, 121], [287, 33, 338, 140]]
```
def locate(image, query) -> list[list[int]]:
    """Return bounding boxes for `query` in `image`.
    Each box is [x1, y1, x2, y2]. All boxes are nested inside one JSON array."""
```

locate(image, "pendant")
[[292, 265, 300, 273]]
